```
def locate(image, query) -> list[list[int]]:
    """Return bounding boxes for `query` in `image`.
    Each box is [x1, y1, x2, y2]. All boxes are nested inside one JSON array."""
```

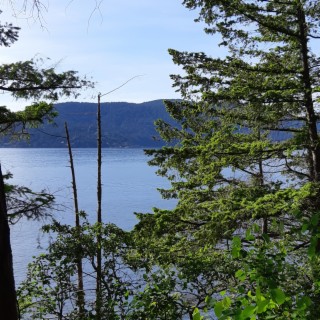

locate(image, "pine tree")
[[134, 1, 320, 317], [0, 11, 92, 319]]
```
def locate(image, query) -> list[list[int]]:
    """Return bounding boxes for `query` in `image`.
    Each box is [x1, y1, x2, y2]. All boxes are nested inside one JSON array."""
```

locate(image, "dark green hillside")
[[0, 100, 176, 148], [0, 100, 301, 148]]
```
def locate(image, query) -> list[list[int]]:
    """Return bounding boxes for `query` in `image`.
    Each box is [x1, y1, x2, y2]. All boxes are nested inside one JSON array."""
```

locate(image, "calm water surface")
[[0, 148, 175, 283]]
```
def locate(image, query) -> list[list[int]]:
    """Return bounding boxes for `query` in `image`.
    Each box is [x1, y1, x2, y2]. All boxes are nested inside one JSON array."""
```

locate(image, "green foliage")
[[19, 219, 219, 319], [6, 183, 55, 224], [0, 15, 93, 140], [128, 269, 184, 319], [0, 12, 94, 320], [18, 220, 134, 319], [14, 0, 320, 318], [0, 59, 93, 101], [0, 9, 94, 223], [132, 0, 320, 318], [0, 10, 19, 47], [2, 169, 55, 224], [207, 232, 313, 319]]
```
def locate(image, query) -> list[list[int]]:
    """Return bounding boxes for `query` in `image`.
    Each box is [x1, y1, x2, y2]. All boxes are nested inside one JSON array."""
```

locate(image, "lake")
[[0, 148, 175, 283]]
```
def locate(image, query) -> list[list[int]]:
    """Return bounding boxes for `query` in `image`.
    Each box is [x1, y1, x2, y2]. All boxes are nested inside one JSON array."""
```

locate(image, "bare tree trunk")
[[257, 129, 267, 235], [64, 122, 85, 317], [96, 93, 102, 320], [0, 165, 18, 320], [92, 78, 139, 318]]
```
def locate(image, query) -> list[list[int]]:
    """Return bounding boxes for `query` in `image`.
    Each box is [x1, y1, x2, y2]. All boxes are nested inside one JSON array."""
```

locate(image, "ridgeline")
[[1, 100, 297, 148], [1, 100, 175, 148]]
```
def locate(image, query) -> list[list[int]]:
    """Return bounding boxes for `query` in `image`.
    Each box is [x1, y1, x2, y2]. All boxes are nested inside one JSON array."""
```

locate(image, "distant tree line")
[[0, 101, 178, 148]]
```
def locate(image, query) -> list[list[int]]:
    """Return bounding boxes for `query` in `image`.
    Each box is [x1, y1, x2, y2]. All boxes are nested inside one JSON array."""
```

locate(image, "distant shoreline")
[[0, 100, 175, 149]]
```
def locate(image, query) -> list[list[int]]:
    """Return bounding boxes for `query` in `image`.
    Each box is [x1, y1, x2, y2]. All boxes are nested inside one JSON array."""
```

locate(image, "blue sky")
[[1, 0, 225, 111]]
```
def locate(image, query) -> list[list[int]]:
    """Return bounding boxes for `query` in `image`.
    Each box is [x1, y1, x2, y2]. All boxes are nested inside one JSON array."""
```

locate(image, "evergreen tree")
[[134, 0, 320, 318], [0, 11, 92, 319]]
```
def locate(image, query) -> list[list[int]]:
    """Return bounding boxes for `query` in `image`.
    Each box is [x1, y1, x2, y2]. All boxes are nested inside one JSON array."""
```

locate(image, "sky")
[[0, 0, 225, 111]]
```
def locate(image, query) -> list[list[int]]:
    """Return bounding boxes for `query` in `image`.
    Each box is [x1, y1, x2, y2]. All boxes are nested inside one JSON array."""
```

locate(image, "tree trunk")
[[96, 94, 102, 320], [65, 122, 85, 317], [297, 4, 320, 182], [0, 165, 18, 320]]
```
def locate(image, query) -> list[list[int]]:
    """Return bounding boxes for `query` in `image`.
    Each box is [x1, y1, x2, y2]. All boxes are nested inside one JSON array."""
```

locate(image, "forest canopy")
[[133, 0, 320, 318], [4, 0, 320, 319]]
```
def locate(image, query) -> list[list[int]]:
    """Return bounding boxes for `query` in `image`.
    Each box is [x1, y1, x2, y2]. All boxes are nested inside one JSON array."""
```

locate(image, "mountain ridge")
[[0, 99, 302, 148], [1, 100, 175, 148]]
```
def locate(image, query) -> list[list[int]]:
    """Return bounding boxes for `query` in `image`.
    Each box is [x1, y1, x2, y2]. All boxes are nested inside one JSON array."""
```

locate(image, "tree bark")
[[96, 93, 102, 320], [297, 4, 320, 182], [65, 122, 85, 317], [0, 165, 18, 319]]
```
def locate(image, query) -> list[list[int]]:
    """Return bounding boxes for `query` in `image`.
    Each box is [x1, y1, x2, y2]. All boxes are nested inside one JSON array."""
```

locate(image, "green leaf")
[[297, 296, 312, 310], [270, 288, 286, 305], [240, 305, 256, 319], [245, 229, 255, 241], [311, 214, 319, 227], [192, 307, 203, 320], [235, 269, 246, 282], [232, 236, 241, 248], [220, 290, 227, 296], [261, 233, 270, 243], [257, 299, 269, 313], [308, 236, 317, 258], [214, 301, 224, 318], [205, 296, 213, 306], [222, 296, 231, 309], [143, 273, 148, 281], [231, 236, 242, 258]]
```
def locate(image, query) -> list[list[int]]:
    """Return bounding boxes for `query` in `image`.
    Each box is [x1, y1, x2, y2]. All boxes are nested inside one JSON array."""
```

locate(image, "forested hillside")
[[0, 100, 175, 148], [1, 99, 303, 148]]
